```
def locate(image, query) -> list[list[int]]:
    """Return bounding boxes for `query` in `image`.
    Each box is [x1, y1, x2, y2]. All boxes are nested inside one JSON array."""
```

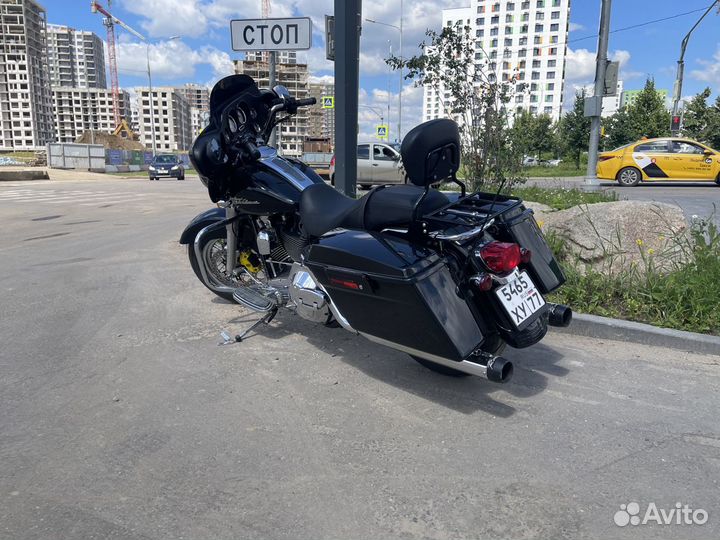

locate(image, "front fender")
[[179, 207, 226, 244]]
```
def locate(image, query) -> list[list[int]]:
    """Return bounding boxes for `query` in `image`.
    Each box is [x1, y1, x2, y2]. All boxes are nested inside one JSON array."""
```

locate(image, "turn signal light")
[[470, 273, 494, 291], [478, 241, 521, 274], [520, 247, 532, 264]]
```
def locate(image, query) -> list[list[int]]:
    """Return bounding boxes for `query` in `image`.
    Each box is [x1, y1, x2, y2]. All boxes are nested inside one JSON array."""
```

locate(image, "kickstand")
[[219, 307, 278, 345]]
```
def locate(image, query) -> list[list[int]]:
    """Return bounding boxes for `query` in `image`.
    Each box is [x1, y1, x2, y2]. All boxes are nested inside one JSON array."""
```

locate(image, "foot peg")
[[233, 285, 276, 312]]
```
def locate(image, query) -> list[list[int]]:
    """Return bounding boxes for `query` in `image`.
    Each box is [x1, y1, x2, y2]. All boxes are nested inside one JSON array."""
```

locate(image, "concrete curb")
[[552, 313, 720, 356]]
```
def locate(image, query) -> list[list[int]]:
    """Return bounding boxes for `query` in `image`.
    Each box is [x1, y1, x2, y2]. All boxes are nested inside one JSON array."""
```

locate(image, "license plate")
[[495, 271, 545, 327]]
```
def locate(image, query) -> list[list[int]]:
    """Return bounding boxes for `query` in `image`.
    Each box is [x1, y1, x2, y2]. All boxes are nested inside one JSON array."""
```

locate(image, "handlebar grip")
[[296, 97, 317, 107]]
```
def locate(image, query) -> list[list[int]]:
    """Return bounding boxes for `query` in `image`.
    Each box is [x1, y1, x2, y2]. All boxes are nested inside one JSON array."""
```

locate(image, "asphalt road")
[[1, 175, 719, 540], [529, 176, 720, 224]]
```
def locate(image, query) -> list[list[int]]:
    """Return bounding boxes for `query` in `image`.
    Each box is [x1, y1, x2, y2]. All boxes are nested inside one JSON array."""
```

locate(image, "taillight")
[[478, 241, 522, 274], [330, 155, 335, 167], [598, 155, 615, 161]]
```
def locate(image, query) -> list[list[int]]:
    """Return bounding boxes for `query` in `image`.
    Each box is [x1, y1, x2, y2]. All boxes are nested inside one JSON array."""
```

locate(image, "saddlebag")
[[305, 231, 485, 361]]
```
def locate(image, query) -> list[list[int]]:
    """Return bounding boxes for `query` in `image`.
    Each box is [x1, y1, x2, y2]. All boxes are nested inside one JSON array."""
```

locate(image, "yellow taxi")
[[596, 138, 720, 186]]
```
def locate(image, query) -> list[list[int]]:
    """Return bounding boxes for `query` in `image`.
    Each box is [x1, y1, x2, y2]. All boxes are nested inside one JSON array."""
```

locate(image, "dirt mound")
[[75, 131, 146, 151]]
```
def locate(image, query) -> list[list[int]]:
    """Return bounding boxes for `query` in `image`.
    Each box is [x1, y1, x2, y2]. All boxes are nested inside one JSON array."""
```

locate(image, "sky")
[[43, 0, 720, 140]]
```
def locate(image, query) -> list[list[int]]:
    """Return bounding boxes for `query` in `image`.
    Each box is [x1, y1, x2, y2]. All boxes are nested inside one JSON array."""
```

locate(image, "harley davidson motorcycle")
[[180, 74, 572, 383]]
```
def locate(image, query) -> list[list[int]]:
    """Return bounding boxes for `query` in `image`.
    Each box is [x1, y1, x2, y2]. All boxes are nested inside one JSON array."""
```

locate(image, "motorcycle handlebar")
[[240, 139, 261, 161], [295, 97, 317, 107]]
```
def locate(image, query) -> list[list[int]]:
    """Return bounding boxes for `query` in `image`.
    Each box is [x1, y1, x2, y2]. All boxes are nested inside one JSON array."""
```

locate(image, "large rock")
[[540, 201, 689, 275]]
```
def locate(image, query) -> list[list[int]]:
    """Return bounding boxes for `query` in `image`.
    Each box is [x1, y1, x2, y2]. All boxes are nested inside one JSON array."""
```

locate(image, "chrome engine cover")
[[289, 263, 330, 323]]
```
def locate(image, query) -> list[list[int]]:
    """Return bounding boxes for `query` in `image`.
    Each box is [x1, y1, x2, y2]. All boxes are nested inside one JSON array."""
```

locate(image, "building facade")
[[135, 87, 192, 152], [621, 88, 669, 109], [307, 82, 335, 147], [0, 0, 55, 150], [52, 87, 130, 143], [176, 83, 210, 138], [424, 0, 572, 124], [233, 57, 309, 157], [46, 24, 106, 89]]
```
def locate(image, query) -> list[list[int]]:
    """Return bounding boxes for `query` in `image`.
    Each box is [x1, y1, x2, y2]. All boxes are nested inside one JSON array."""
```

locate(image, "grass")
[[547, 216, 720, 335], [0, 151, 37, 158], [524, 160, 586, 178], [509, 185, 618, 210]]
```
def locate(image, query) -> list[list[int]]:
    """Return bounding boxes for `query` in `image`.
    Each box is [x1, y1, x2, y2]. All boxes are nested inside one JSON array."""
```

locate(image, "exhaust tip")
[[486, 356, 513, 384], [548, 303, 572, 327]]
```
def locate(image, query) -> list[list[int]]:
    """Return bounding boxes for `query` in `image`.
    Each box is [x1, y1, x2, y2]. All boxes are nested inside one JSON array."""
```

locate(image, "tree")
[[510, 111, 556, 158], [558, 90, 591, 169], [626, 78, 670, 139], [706, 96, 720, 150], [682, 87, 712, 141], [604, 106, 634, 149], [386, 23, 524, 191]]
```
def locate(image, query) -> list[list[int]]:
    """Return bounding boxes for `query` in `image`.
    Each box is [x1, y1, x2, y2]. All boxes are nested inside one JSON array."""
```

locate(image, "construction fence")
[[46, 143, 191, 172]]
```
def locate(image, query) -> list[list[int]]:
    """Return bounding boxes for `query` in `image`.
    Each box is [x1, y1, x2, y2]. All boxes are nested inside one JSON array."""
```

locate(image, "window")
[[530, 106, 538, 113], [478, 5, 485, 13], [503, 61, 511, 69], [490, 50, 498, 59], [532, 59, 541, 68], [635, 141, 669, 153], [670, 141, 705, 154], [531, 71, 540, 80], [549, 47, 557, 56], [535, 24, 544, 32], [517, 71, 526, 80], [521, 13, 529, 22], [520, 24, 528, 33], [544, 106, 553, 114], [519, 60, 526, 68], [546, 82, 555, 90], [507, 2, 516, 9], [357, 144, 370, 159], [492, 2, 500, 12], [519, 36, 528, 45], [505, 26, 513, 34], [537, 0, 545, 6], [530, 83, 538, 91], [553, 0, 561, 6], [374, 145, 397, 161], [536, 12, 544, 20], [489, 62, 497, 70], [516, 83, 526, 92], [518, 48, 527, 57], [476, 29, 484, 37], [547, 71, 556, 78], [534, 35, 542, 44], [550, 23, 559, 31], [477, 17, 485, 25], [551, 11, 560, 19], [533, 47, 542, 56], [491, 15, 499, 24], [475, 52, 484, 59], [530, 94, 538, 102], [550, 35, 559, 43], [545, 94, 553, 102], [522, 1, 530, 8], [491, 38, 498, 47], [504, 38, 513, 46], [548, 59, 556, 67]]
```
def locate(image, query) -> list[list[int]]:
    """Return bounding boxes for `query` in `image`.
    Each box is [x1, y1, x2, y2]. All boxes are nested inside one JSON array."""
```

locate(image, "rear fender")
[[179, 207, 226, 244]]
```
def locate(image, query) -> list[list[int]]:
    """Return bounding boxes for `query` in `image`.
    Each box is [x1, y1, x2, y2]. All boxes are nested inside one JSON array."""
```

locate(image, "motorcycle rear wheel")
[[411, 334, 506, 378]]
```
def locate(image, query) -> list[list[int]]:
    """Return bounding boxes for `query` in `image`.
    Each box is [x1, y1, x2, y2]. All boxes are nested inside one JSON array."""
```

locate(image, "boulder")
[[540, 201, 689, 275], [524, 201, 553, 225]]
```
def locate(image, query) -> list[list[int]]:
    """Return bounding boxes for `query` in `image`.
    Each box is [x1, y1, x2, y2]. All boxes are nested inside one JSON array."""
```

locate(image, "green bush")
[[510, 186, 618, 210], [548, 216, 720, 335]]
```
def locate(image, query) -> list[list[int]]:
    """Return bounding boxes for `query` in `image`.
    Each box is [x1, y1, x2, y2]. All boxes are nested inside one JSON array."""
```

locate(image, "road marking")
[[0, 189, 147, 205]]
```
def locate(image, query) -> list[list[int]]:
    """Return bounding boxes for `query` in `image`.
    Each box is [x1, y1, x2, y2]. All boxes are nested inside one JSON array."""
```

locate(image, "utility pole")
[[585, 0, 612, 187], [670, 0, 719, 134], [269, 50, 277, 148], [334, 0, 361, 197]]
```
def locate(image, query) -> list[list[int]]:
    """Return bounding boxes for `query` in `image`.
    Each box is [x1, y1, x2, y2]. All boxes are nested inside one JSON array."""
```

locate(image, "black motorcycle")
[[180, 74, 571, 383]]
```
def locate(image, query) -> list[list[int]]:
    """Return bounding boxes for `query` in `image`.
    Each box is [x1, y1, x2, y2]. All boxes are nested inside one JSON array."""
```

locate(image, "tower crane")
[[90, 0, 146, 126]]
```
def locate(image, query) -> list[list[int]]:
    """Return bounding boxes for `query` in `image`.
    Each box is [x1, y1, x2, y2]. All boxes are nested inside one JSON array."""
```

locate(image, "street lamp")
[[146, 35, 181, 155], [365, 0, 403, 141], [670, 1, 719, 134]]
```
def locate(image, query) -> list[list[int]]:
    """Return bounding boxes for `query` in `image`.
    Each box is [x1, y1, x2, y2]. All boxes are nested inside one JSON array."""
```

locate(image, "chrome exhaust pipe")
[[547, 303, 572, 327], [360, 333, 513, 383]]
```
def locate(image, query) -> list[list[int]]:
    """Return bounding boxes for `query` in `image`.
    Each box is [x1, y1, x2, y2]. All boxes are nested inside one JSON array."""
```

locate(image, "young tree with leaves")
[[558, 90, 591, 169], [386, 23, 524, 191], [627, 78, 671, 139]]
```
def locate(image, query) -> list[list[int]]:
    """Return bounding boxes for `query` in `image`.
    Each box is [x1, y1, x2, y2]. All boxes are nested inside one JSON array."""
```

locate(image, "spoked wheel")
[[412, 334, 506, 377], [188, 229, 254, 302]]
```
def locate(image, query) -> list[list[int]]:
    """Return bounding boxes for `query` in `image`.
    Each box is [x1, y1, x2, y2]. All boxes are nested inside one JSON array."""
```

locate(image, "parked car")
[[148, 154, 185, 181], [540, 159, 562, 167], [522, 156, 539, 167], [329, 142, 404, 188], [597, 137, 720, 186]]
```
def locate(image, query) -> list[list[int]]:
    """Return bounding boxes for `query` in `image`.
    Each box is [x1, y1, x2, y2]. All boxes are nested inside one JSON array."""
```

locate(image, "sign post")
[[376, 125, 388, 140]]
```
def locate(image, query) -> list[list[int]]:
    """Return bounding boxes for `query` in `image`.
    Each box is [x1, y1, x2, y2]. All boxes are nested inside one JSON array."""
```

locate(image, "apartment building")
[[424, 0, 572, 123], [52, 87, 130, 143], [307, 82, 335, 146], [176, 83, 210, 137], [135, 87, 192, 152], [46, 24, 106, 89], [0, 0, 55, 150], [621, 88, 669, 109], [233, 57, 309, 157]]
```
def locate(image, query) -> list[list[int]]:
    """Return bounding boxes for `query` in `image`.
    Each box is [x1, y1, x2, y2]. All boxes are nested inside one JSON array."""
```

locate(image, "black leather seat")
[[299, 183, 449, 237]]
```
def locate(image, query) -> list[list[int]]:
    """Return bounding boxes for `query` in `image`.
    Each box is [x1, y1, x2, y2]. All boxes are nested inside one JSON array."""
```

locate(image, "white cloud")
[[116, 39, 233, 84], [690, 45, 720, 87], [568, 22, 584, 32], [119, 0, 209, 38], [308, 74, 335, 85]]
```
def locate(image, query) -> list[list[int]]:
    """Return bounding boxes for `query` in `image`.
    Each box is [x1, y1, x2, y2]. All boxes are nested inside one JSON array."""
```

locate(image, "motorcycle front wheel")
[[188, 228, 247, 302]]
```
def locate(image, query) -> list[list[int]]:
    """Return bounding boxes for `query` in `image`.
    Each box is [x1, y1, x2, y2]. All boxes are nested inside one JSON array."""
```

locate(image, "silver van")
[[330, 142, 404, 188]]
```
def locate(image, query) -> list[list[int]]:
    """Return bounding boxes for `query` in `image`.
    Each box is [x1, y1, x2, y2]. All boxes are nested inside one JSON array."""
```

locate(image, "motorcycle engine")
[[289, 264, 330, 323]]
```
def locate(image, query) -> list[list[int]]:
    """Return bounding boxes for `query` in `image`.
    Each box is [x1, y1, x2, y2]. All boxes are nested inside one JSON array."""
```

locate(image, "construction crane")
[[90, 0, 146, 126]]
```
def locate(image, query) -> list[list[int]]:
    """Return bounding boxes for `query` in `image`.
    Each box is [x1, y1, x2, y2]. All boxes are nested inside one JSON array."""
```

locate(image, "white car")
[[330, 142, 405, 188]]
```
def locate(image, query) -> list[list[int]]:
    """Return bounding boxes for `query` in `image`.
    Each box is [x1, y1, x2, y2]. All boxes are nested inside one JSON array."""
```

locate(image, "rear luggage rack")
[[423, 191, 524, 242]]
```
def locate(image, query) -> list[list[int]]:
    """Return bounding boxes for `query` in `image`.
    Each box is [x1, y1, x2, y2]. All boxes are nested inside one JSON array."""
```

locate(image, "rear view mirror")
[[703, 149, 713, 156]]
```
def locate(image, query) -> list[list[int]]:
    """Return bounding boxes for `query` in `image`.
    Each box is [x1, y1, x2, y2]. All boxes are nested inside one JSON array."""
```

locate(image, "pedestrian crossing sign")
[[376, 124, 388, 139], [321, 96, 334, 109]]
